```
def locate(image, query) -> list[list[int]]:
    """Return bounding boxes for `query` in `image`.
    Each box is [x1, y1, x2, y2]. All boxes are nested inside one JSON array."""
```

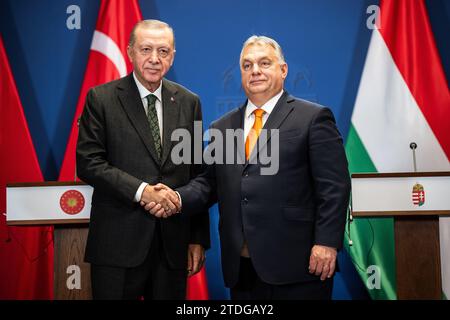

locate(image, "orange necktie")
[[245, 108, 265, 160]]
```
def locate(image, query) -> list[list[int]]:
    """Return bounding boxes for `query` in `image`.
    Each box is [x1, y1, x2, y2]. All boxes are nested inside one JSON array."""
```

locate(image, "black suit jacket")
[[76, 73, 210, 269], [178, 92, 350, 287]]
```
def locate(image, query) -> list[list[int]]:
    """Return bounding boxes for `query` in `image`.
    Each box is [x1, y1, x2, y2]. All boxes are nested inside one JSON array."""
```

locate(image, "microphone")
[[74, 117, 81, 181], [409, 142, 417, 173], [347, 200, 353, 246]]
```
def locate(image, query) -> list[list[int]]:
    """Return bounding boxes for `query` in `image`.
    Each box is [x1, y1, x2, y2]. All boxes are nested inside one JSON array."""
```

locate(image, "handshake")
[[139, 183, 181, 218]]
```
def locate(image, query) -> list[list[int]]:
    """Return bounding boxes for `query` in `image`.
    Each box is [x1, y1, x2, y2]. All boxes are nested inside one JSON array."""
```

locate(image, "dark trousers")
[[230, 257, 333, 300], [90, 221, 187, 300]]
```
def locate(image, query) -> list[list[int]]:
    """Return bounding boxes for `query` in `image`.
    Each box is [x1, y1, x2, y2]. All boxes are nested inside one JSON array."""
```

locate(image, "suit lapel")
[[232, 104, 246, 167], [117, 74, 161, 164], [246, 91, 294, 166], [160, 79, 180, 166]]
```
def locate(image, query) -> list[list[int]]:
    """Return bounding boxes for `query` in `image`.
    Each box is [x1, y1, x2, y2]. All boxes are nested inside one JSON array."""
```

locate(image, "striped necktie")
[[146, 94, 162, 160]]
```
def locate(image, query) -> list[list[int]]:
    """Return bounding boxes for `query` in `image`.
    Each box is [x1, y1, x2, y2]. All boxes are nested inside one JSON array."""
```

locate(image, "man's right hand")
[[140, 184, 180, 218], [143, 201, 164, 216]]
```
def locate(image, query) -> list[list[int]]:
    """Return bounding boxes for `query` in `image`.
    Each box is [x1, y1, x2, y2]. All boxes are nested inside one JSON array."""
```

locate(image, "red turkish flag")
[[59, 0, 141, 180], [186, 268, 209, 300], [0, 36, 53, 299], [58, 0, 209, 299]]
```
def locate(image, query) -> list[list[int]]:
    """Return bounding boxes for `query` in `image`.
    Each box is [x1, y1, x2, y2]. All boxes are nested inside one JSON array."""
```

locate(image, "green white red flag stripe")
[[346, 0, 450, 299]]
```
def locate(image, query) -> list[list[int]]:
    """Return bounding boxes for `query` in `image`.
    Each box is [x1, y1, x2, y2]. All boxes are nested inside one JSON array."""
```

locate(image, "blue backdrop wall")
[[1, 0, 449, 299]]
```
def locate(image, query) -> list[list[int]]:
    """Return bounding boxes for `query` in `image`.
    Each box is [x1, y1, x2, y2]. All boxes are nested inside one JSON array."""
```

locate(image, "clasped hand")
[[140, 183, 180, 218]]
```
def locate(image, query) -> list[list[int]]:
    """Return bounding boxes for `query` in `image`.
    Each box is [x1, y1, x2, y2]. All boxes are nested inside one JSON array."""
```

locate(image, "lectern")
[[351, 172, 450, 299], [7, 182, 93, 299]]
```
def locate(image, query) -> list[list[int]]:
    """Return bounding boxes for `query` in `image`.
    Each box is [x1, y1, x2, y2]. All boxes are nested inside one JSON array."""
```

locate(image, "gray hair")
[[240, 35, 286, 65], [128, 19, 175, 49]]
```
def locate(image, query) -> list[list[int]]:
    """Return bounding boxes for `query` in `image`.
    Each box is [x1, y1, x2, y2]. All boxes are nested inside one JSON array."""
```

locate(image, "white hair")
[[240, 35, 286, 65], [129, 19, 175, 48]]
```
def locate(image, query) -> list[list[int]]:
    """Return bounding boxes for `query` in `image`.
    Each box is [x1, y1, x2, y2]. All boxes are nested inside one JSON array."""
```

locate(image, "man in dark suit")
[[76, 20, 209, 300], [147, 35, 350, 300]]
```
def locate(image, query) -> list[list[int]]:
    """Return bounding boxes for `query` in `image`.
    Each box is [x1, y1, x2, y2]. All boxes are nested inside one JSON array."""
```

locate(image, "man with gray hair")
[[76, 19, 209, 299], [147, 35, 350, 299]]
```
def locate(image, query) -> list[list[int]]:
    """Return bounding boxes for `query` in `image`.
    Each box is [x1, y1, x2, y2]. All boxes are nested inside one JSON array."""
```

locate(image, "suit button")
[[243, 198, 248, 204], [243, 172, 249, 177]]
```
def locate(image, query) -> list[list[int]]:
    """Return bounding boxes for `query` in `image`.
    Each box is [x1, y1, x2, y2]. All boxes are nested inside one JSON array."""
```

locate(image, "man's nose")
[[148, 50, 159, 63], [251, 63, 261, 74]]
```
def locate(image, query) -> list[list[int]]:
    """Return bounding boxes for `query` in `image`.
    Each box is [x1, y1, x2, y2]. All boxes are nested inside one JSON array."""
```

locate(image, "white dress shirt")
[[133, 72, 163, 139], [243, 90, 284, 141], [133, 73, 163, 202]]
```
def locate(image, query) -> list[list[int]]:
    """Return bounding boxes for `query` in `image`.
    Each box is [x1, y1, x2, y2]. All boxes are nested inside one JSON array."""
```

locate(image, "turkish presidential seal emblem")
[[412, 183, 425, 207], [60, 190, 85, 215]]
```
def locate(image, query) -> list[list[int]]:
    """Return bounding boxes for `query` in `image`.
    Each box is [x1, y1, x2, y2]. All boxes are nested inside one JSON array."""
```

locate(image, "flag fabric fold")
[[0, 36, 53, 299], [345, 0, 450, 299], [58, 0, 141, 181]]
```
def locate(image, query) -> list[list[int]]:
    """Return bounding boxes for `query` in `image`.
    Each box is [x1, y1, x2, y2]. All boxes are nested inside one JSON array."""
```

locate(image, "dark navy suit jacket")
[[178, 91, 350, 288]]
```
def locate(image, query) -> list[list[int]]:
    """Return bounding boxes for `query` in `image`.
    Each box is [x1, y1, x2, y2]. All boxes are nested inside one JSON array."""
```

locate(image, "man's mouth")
[[250, 79, 265, 85], [145, 68, 160, 73]]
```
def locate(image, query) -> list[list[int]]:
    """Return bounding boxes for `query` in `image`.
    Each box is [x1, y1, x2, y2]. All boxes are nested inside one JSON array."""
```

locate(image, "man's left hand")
[[187, 244, 205, 277], [308, 245, 337, 281]]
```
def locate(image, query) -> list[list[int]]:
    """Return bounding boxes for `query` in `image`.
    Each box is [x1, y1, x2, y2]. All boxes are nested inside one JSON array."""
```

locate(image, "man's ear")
[[170, 49, 176, 67], [281, 63, 288, 79], [127, 45, 133, 62]]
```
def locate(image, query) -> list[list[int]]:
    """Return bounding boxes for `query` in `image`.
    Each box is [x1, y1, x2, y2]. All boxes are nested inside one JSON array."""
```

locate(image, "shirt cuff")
[[134, 182, 148, 202], [175, 191, 182, 212]]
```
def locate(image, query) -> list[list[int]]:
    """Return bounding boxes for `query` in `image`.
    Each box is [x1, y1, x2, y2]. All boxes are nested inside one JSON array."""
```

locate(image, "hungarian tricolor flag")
[[0, 36, 53, 299], [58, 0, 209, 299], [345, 0, 450, 299]]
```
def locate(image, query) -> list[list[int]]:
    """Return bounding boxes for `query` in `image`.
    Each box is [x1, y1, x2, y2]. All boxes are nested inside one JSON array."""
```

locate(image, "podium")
[[351, 172, 450, 299], [6, 182, 93, 299]]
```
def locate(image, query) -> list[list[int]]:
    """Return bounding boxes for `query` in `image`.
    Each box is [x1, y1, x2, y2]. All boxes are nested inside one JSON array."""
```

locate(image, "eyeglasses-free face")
[[127, 26, 175, 92], [240, 43, 288, 106]]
